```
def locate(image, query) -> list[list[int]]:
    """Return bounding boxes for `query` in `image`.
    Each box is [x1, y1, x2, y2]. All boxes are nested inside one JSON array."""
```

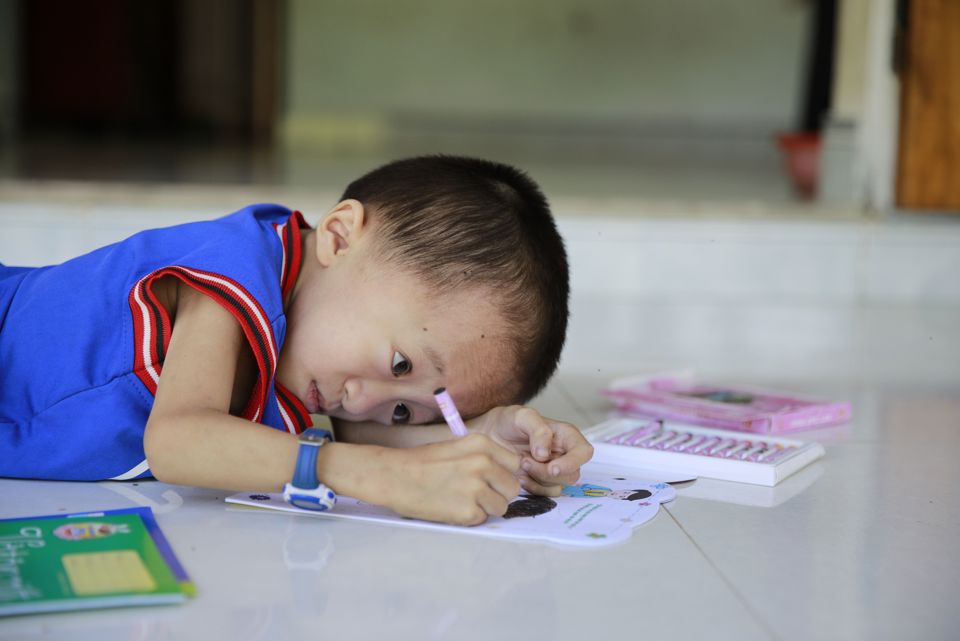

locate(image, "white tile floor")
[[544, 301, 960, 641], [1, 180, 959, 640]]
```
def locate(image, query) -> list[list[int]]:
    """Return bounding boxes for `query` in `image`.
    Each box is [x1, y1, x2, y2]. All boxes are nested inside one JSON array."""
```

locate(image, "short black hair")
[[342, 155, 569, 405], [503, 495, 558, 519]]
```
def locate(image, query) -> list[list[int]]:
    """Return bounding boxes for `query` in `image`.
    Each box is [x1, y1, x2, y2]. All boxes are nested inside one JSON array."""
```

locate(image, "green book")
[[0, 506, 194, 616]]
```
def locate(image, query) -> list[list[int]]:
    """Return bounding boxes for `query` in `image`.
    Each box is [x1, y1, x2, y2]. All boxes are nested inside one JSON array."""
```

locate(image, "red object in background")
[[776, 133, 822, 200]]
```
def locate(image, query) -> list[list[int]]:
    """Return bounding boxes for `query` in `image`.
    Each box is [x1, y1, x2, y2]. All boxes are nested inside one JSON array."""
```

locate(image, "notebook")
[[0, 507, 193, 617]]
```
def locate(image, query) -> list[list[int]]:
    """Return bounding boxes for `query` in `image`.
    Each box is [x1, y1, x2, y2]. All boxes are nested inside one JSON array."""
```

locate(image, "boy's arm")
[[144, 281, 374, 493], [144, 283, 521, 525], [335, 406, 594, 496], [333, 420, 454, 448]]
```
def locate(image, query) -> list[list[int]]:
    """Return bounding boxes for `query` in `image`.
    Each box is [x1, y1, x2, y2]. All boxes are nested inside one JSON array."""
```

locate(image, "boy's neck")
[[285, 229, 316, 310]]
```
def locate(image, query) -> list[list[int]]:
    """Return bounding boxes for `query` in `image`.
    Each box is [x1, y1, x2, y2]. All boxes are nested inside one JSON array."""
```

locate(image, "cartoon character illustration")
[[607, 489, 653, 501], [561, 483, 653, 501], [53, 522, 130, 540]]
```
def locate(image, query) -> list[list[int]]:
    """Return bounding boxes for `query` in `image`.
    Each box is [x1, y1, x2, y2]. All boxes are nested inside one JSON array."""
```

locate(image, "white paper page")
[[226, 464, 676, 548]]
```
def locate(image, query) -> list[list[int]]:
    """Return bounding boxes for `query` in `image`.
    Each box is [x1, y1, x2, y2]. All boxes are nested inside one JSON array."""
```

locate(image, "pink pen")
[[760, 445, 800, 464], [706, 438, 738, 456], [689, 436, 721, 454], [609, 420, 662, 446], [643, 430, 676, 449], [755, 444, 786, 462], [740, 443, 767, 460], [721, 441, 751, 459], [434, 387, 469, 437], [655, 432, 690, 450], [626, 426, 664, 447], [672, 434, 705, 452]]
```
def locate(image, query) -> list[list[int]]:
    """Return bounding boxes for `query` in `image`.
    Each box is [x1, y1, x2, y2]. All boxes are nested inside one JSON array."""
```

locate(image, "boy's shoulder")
[[107, 203, 307, 331], [133, 203, 303, 270], [146, 203, 306, 303], [217, 203, 295, 227], [179, 203, 297, 241]]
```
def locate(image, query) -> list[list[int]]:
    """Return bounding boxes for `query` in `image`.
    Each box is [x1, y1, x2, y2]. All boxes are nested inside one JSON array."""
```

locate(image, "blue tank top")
[[0, 204, 313, 481]]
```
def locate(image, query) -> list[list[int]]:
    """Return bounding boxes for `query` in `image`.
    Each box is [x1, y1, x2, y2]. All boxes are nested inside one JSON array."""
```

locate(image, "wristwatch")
[[283, 428, 336, 511]]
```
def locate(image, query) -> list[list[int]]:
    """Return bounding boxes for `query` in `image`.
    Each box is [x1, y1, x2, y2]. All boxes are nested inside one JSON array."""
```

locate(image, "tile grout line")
[[552, 378, 595, 427], [664, 506, 785, 641]]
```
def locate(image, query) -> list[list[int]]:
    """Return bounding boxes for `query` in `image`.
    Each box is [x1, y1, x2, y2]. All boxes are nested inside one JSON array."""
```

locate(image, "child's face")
[[276, 202, 515, 426]]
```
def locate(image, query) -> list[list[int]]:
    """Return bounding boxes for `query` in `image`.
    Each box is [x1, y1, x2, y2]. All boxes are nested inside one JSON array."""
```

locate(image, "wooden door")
[[896, 0, 960, 210], [21, 0, 283, 141]]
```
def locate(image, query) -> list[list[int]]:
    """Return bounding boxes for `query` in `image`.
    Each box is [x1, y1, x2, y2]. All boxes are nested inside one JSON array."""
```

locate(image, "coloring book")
[[226, 464, 676, 548]]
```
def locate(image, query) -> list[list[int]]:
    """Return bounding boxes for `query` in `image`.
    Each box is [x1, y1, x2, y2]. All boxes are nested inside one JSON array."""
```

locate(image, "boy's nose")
[[342, 378, 408, 417]]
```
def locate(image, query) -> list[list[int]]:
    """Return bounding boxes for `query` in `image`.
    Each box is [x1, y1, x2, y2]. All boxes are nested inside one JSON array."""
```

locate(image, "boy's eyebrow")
[[422, 344, 445, 375]]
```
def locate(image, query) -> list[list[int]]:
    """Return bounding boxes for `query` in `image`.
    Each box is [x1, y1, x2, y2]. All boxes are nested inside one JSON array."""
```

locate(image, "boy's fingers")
[[550, 421, 593, 451], [489, 444, 522, 474], [519, 473, 563, 497], [477, 487, 510, 519], [548, 423, 594, 470], [515, 422, 592, 482], [521, 457, 581, 486], [461, 433, 521, 473], [544, 453, 585, 483], [529, 425, 554, 462], [486, 461, 522, 502], [513, 408, 555, 461]]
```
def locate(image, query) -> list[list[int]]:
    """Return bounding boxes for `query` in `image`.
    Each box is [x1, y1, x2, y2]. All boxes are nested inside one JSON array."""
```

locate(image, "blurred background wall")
[[0, 0, 19, 145], [0, 0, 818, 201], [0, 0, 956, 212], [1, 0, 957, 321], [282, 0, 808, 147]]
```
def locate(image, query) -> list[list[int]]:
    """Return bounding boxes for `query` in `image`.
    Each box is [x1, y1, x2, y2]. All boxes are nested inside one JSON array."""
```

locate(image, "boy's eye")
[[391, 351, 411, 377], [392, 402, 411, 425]]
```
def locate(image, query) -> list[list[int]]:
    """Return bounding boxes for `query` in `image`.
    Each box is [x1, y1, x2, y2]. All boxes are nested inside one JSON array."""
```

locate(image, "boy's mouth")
[[307, 381, 323, 413], [306, 381, 341, 414]]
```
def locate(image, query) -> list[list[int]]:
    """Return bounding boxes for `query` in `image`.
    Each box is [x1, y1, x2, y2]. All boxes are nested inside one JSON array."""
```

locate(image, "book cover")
[[0, 507, 193, 617], [604, 372, 851, 433]]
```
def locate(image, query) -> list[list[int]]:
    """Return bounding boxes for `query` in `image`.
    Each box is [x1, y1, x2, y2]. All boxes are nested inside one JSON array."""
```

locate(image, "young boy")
[[0, 155, 592, 526]]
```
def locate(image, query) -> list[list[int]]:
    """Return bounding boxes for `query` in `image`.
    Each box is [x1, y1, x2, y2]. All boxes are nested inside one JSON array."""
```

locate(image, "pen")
[[643, 430, 676, 449], [434, 387, 469, 437]]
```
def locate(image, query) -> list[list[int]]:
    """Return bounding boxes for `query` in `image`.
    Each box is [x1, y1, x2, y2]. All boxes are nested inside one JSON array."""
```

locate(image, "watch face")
[[284, 484, 337, 512]]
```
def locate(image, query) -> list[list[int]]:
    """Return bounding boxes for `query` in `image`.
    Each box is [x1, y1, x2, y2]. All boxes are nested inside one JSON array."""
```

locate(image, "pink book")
[[603, 372, 851, 434]]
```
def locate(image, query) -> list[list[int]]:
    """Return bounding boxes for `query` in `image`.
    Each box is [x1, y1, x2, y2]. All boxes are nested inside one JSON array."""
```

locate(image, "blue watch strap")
[[292, 428, 332, 490], [293, 442, 320, 489]]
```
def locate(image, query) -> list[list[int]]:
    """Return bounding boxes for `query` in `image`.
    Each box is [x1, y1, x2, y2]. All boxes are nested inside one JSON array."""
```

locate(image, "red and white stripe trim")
[[128, 211, 312, 432]]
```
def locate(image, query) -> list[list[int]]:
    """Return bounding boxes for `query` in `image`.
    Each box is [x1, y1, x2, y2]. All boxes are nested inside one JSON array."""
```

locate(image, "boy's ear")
[[315, 199, 367, 267]]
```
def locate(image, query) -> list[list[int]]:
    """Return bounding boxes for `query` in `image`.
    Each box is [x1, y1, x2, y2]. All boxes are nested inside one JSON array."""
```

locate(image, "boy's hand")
[[380, 434, 521, 526], [469, 406, 594, 497]]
